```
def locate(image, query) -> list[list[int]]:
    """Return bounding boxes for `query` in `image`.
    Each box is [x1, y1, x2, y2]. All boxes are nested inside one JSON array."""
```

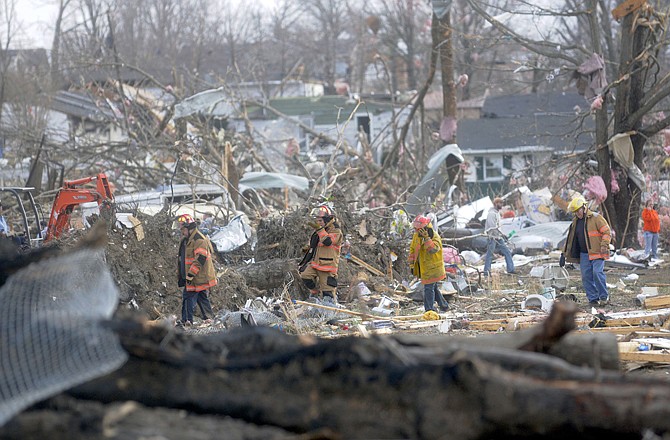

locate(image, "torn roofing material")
[[239, 172, 309, 192], [173, 87, 236, 119], [405, 144, 465, 216]]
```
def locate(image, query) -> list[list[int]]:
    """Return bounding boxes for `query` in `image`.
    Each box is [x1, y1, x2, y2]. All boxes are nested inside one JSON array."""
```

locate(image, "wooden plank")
[[644, 295, 670, 310], [575, 327, 670, 336], [346, 254, 386, 277], [395, 321, 442, 330], [619, 351, 670, 363], [294, 300, 380, 321]]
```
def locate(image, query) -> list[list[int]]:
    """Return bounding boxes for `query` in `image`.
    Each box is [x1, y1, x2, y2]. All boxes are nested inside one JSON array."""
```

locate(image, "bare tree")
[[464, 0, 670, 247], [366, 0, 432, 92], [298, 0, 351, 93]]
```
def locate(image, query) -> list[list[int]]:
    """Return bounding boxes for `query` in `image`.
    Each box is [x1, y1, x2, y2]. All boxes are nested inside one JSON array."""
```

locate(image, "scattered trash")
[[371, 295, 399, 316]]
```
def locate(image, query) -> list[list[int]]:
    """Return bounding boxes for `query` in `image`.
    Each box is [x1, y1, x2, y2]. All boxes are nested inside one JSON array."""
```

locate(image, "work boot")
[[588, 300, 599, 306]]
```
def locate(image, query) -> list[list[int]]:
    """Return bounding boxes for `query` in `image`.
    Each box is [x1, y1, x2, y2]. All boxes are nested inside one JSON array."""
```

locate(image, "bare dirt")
[[103, 203, 669, 331], [104, 200, 412, 321]]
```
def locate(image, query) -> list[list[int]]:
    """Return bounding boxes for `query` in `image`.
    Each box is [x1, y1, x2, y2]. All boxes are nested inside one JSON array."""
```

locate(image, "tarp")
[[607, 133, 646, 190], [209, 214, 252, 253]]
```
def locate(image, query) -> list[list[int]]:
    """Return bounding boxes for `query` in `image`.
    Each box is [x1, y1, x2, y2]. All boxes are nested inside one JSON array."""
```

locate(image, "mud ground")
[[103, 205, 669, 330]]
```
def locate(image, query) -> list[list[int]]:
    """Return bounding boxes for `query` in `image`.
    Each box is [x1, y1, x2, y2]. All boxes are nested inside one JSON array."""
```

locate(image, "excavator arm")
[[45, 173, 114, 242]]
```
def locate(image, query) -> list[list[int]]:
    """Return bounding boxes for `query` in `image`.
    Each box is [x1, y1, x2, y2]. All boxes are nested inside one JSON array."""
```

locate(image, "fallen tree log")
[[235, 258, 300, 291], [397, 302, 620, 370], [2, 310, 668, 440]]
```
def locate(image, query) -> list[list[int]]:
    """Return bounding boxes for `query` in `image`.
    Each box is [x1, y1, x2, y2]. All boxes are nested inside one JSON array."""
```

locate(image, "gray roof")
[[50, 91, 117, 121], [458, 91, 594, 152]]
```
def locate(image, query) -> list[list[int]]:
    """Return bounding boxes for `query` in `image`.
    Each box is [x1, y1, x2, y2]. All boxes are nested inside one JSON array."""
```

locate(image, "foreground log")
[[3, 310, 669, 440], [397, 302, 620, 370]]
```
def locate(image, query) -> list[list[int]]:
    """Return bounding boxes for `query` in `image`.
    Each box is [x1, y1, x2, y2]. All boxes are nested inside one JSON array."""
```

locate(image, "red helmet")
[[177, 213, 195, 225], [311, 205, 333, 219], [412, 215, 430, 229]]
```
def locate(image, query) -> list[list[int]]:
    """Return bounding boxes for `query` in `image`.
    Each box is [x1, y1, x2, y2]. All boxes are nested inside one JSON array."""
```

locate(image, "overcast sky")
[[12, 0, 57, 49]]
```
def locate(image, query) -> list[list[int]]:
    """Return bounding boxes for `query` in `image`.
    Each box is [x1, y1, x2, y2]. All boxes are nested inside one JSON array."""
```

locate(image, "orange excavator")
[[44, 173, 114, 242]]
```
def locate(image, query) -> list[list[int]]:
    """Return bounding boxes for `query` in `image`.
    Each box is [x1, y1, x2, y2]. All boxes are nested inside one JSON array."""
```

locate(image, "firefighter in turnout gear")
[[299, 204, 343, 304], [177, 214, 217, 325], [561, 196, 612, 306]]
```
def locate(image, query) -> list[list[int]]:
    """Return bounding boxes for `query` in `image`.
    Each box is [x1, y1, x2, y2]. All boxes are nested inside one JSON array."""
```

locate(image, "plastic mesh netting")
[[0, 248, 128, 426]]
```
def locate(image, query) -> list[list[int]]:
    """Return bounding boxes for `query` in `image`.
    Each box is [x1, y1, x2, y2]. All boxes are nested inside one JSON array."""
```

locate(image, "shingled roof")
[[457, 91, 594, 153]]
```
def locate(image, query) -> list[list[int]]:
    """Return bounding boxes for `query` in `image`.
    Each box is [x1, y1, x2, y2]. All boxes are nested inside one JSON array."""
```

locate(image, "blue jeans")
[[181, 289, 198, 323], [483, 238, 515, 275], [579, 253, 608, 302], [644, 231, 659, 259], [424, 282, 449, 312], [197, 289, 213, 319]]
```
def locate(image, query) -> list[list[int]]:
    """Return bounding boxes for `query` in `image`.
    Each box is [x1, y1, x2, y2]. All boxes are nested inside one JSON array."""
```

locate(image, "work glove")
[[600, 246, 609, 257], [186, 273, 195, 282], [307, 221, 321, 229], [418, 228, 429, 238], [325, 218, 335, 228], [301, 244, 310, 253], [559, 253, 565, 267]]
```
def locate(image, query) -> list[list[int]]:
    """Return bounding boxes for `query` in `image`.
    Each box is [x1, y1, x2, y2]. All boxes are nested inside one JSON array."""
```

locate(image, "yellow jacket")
[[408, 223, 446, 284]]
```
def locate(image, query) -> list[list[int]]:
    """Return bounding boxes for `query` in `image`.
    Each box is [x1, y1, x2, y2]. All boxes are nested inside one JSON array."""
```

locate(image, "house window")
[[475, 157, 484, 180], [485, 157, 503, 179], [474, 156, 503, 181], [503, 155, 512, 171], [357, 115, 371, 142]]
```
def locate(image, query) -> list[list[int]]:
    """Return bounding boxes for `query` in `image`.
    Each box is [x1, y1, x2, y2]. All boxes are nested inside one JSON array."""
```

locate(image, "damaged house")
[[174, 88, 413, 170], [457, 90, 595, 195]]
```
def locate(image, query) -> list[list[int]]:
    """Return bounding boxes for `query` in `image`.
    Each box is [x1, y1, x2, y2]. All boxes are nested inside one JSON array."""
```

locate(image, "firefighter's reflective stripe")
[[194, 247, 210, 257], [186, 278, 217, 292], [185, 257, 195, 264], [190, 265, 200, 274], [421, 274, 445, 284], [423, 238, 437, 253], [599, 224, 611, 241], [317, 229, 340, 245], [318, 242, 341, 250], [409, 248, 419, 265], [310, 262, 338, 272]]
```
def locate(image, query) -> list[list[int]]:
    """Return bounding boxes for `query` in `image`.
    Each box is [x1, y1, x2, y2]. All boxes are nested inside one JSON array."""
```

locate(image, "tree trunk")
[[610, 12, 650, 247], [438, 11, 457, 144], [3, 314, 666, 440]]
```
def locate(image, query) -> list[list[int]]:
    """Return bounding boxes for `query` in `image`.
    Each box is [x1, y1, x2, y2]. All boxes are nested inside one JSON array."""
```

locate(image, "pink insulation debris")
[[664, 145, 670, 156], [590, 95, 603, 111], [583, 175, 608, 203], [610, 170, 620, 194]]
